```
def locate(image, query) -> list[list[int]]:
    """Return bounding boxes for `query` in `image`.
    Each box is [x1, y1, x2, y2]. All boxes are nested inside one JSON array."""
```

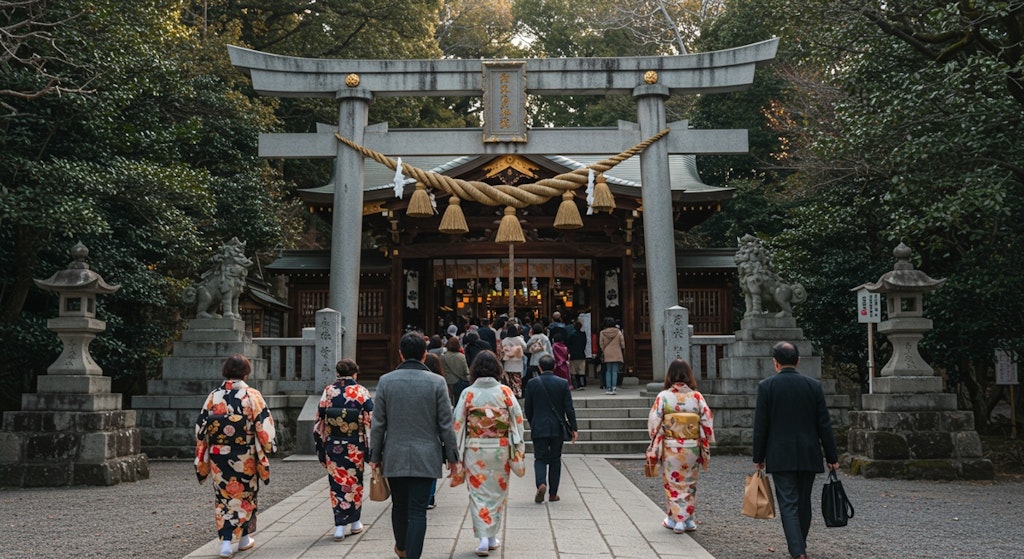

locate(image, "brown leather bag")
[[369, 466, 390, 501], [644, 460, 660, 478]]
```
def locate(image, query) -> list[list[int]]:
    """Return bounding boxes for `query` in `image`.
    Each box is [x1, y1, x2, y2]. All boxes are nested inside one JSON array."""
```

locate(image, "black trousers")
[[532, 436, 565, 496], [388, 476, 433, 559], [772, 470, 817, 558]]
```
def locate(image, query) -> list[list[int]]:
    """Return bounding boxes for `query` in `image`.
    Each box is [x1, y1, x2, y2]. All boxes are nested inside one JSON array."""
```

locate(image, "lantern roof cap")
[[856, 242, 945, 294], [34, 242, 121, 294]]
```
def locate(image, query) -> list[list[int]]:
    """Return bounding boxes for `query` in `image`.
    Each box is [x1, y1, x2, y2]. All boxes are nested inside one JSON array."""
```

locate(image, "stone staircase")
[[525, 394, 655, 455]]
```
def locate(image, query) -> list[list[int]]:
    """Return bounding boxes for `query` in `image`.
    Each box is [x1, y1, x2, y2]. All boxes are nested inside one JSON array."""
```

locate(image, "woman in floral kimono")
[[647, 358, 714, 534], [451, 350, 526, 557], [313, 358, 374, 542], [500, 324, 527, 398], [195, 354, 276, 559]]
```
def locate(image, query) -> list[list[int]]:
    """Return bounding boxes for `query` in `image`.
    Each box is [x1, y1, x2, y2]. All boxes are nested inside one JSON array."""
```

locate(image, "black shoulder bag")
[[536, 376, 573, 441]]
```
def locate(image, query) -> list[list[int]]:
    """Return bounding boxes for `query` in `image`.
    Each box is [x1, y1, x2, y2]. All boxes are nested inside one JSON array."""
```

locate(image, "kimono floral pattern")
[[313, 378, 374, 527], [452, 378, 526, 538], [195, 380, 276, 541], [647, 385, 715, 525]]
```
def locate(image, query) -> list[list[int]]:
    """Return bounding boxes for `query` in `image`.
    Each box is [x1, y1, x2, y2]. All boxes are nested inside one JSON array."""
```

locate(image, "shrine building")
[[264, 151, 738, 381]]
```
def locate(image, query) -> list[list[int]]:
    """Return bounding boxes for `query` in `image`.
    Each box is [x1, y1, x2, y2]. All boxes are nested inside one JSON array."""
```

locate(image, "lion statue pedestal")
[[700, 235, 849, 453]]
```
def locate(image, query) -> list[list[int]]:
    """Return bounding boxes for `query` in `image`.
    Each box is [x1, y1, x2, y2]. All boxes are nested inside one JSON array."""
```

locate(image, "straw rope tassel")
[[592, 174, 615, 213], [439, 196, 469, 234], [496, 206, 525, 243], [407, 182, 434, 217], [554, 190, 583, 229]]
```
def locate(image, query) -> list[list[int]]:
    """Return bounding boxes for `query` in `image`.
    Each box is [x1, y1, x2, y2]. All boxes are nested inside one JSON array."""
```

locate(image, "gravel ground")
[[2, 456, 1021, 559], [609, 455, 1024, 559], [0, 459, 326, 559]]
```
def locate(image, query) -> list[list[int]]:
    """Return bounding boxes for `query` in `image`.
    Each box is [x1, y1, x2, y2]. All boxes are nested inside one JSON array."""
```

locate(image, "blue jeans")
[[388, 476, 433, 559], [532, 436, 565, 496], [604, 362, 620, 391], [772, 471, 816, 558]]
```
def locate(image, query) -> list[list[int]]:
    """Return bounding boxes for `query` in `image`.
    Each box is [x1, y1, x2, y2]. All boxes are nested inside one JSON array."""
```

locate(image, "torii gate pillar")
[[635, 84, 675, 379], [331, 89, 372, 359]]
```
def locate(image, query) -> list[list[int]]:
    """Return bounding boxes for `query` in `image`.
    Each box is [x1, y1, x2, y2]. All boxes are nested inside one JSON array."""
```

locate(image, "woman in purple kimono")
[[313, 358, 374, 542], [195, 354, 277, 559]]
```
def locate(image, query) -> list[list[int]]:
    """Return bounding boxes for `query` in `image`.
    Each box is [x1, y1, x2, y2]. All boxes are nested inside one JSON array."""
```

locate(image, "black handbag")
[[821, 470, 854, 527]]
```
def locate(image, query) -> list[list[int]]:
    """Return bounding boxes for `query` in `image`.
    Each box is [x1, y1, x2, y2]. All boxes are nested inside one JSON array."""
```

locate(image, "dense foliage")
[[0, 0, 291, 408], [692, 0, 1024, 428]]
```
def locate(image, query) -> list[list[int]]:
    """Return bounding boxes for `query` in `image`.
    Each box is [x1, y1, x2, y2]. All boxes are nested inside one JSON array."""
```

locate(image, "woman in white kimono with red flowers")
[[451, 350, 526, 557], [647, 358, 714, 534], [195, 354, 276, 559], [313, 358, 374, 542]]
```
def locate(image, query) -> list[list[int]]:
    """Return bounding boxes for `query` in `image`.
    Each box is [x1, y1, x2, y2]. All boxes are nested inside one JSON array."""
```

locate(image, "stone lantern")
[[858, 242, 947, 390], [0, 243, 149, 486], [33, 241, 120, 380], [846, 242, 992, 480]]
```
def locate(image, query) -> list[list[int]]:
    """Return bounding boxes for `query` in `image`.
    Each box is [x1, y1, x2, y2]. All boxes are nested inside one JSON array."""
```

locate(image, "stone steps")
[[524, 395, 654, 455]]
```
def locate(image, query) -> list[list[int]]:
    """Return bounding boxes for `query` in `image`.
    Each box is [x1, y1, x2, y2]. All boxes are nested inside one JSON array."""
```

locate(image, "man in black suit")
[[524, 355, 578, 503], [753, 341, 839, 559], [477, 317, 498, 352]]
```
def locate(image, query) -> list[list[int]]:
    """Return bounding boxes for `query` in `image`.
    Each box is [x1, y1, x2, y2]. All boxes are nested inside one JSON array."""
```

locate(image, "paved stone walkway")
[[183, 454, 713, 559]]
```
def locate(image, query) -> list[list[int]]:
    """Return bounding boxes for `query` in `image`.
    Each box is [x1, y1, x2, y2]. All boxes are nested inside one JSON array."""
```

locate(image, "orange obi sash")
[[466, 405, 511, 440], [662, 412, 701, 440]]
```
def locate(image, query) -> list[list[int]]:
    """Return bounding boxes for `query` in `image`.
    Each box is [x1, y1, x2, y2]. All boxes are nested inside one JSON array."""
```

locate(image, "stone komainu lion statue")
[[182, 237, 253, 319], [735, 234, 807, 318]]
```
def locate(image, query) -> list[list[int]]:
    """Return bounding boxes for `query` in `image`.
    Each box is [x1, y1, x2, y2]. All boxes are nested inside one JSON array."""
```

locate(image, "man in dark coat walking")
[[477, 317, 498, 352], [462, 330, 491, 369], [524, 355, 578, 503], [752, 341, 839, 559]]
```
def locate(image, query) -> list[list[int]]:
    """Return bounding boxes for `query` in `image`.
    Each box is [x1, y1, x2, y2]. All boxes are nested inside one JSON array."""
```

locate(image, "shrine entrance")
[[430, 258, 590, 327]]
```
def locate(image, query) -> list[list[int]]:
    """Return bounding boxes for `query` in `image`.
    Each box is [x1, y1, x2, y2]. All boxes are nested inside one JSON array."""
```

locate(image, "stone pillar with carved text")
[[653, 306, 690, 393], [314, 308, 344, 391]]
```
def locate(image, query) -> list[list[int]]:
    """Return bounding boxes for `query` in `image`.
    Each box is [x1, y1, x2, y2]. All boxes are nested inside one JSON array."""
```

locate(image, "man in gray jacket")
[[370, 332, 461, 559]]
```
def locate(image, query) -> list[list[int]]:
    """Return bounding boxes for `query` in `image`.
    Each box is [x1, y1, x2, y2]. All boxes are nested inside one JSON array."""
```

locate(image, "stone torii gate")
[[229, 40, 778, 381]]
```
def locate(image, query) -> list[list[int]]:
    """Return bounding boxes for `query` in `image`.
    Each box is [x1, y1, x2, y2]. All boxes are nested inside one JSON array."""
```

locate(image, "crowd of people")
[[193, 328, 837, 559], [435, 311, 628, 396]]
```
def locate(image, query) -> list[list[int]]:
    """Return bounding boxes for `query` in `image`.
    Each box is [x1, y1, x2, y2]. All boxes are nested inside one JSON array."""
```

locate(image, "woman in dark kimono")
[[313, 358, 374, 542], [195, 354, 276, 559]]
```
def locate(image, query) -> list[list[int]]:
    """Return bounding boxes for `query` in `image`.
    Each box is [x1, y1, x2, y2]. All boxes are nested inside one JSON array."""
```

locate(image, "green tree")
[[437, 0, 522, 59], [189, 0, 480, 197], [727, 0, 1024, 429], [0, 0, 290, 410], [512, 0, 679, 127]]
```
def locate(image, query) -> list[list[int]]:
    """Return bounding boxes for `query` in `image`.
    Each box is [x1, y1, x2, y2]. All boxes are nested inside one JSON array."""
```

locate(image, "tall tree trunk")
[[0, 226, 46, 324], [959, 359, 989, 432]]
